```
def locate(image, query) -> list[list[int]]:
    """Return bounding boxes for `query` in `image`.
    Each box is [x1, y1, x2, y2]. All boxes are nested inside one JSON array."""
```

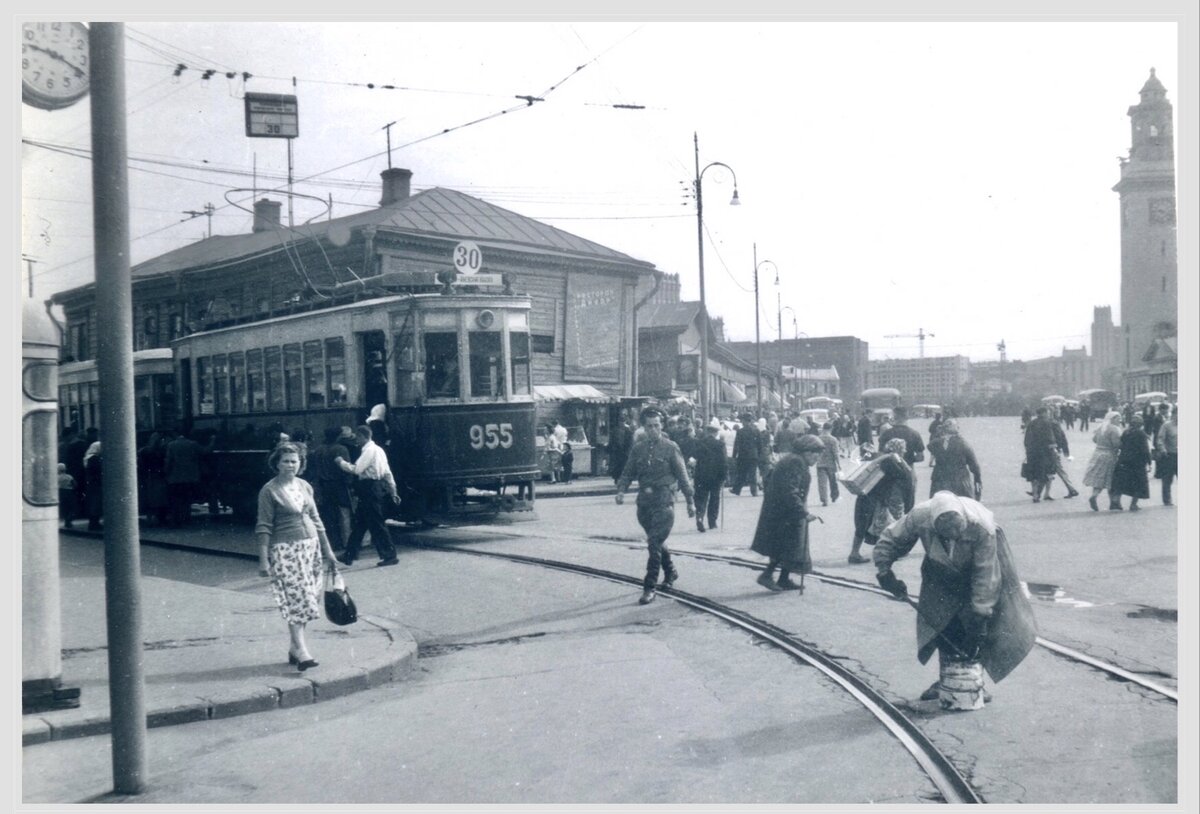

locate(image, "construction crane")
[[883, 327, 936, 358], [997, 339, 1007, 364]]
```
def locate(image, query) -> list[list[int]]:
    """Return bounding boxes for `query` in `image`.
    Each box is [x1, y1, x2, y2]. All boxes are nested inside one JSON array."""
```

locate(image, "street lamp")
[[781, 305, 797, 407], [694, 132, 740, 420], [752, 248, 777, 416]]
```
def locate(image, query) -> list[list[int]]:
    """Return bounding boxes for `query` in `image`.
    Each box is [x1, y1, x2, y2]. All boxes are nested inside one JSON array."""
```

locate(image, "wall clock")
[[22, 22, 90, 111]]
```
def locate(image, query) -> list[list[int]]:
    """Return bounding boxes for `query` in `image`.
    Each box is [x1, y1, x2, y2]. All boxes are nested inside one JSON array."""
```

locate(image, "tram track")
[[450, 526, 1181, 704], [420, 542, 985, 805]]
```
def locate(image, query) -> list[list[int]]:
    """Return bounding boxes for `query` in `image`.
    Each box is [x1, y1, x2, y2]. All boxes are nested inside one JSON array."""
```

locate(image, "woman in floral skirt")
[[257, 441, 337, 670]]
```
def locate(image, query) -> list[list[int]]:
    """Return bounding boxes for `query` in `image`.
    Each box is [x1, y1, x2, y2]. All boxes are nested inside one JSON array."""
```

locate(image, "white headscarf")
[[369, 404, 387, 422], [928, 490, 996, 536], [1104, 410, 1122, 426], [83, 442, 102, 465]]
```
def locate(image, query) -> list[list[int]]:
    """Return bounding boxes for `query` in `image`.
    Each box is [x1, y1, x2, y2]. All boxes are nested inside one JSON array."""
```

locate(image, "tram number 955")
[[469, 422, 514, 450]]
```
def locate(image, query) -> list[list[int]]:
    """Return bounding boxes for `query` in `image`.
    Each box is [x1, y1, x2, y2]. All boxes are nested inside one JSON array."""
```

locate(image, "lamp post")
[[752, 248, 776, 417], [781, 306, 797, 408], [694, 133, 740, 420]]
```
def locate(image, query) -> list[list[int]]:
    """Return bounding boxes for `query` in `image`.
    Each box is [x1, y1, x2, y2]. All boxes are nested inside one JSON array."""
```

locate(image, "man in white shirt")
[[337, 425, 400, 567]]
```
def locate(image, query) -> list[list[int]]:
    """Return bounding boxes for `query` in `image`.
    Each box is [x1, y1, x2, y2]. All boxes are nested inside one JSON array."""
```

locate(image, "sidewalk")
[[24, 481, 611, 747], [23, 527, 417, 747]]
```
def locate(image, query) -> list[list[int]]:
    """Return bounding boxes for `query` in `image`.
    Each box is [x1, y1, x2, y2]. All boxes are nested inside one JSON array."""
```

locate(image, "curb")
[[22, 618, 417, 747]]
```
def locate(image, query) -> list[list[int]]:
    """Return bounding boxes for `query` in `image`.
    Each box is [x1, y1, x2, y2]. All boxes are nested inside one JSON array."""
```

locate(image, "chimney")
[[380, 168, 413, 206], [252, 198, 282, 232]]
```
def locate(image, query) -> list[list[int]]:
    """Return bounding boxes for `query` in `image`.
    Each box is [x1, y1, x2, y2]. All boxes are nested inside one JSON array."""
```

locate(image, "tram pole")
[[90, 22, 148, 794]]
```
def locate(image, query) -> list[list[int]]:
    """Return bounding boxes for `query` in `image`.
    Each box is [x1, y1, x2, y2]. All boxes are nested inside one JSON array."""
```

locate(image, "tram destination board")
[[244, 92, 299, 138]]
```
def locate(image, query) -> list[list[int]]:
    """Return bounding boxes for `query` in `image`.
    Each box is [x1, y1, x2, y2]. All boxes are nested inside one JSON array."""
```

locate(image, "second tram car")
[[57, 348, 178, 441], [173, 291, 540, 523]]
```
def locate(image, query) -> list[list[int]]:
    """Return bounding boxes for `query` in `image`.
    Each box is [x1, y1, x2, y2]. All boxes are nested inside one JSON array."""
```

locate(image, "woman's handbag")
[[324, 565, 358, 626], [1020, 461, 1030, 480]]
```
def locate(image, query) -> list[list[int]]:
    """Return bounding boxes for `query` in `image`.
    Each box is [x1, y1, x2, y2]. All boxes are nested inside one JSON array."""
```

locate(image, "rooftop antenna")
[[382, 121, 397, 170]]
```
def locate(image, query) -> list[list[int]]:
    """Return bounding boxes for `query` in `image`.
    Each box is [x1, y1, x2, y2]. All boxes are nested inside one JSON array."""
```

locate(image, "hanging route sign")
[[244, 92, 299, 139]]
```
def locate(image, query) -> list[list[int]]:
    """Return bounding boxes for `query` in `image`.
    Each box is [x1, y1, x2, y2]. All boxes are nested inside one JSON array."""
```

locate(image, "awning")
[[720, 381, 748, 403], [533, 384, 612, 403], [762, 391, 784, 409]]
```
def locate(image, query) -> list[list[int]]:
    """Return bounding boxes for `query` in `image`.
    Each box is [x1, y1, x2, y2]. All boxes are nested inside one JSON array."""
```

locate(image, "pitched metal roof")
[[127, 186, 652, 283]]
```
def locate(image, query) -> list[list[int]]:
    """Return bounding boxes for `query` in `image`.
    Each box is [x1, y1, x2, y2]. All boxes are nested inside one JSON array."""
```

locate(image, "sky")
[[18, 17, 1184, 364]]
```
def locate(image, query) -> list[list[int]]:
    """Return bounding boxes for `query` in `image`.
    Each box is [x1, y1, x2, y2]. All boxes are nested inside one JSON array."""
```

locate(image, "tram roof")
[[172, 291, 529, 341], [122, 187, 652, 285]]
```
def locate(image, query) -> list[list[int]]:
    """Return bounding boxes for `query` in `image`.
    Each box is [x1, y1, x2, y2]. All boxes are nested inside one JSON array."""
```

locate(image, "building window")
[[531, 334, 555, 354]]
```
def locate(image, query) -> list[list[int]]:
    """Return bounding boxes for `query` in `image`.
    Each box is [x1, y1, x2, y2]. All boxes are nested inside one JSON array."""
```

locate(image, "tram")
[[57, 348, 178, 441], [173, 291, 540, 523]]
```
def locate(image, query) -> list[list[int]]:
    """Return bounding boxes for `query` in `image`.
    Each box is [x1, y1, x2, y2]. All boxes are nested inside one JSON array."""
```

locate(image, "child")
[[58, 463, 78, 528], [561, 442, 574, 484]]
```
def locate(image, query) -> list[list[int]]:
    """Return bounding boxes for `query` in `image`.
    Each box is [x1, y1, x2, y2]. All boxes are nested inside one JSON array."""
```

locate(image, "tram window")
[[196, 357, 214, 415], [304, 340, 325, 408], [135, 375, 153, 430], [325, 338, 347, 405], [283, 344, 303, 409], [424, 332, 460, 399], [23, 361, 56, 401], [213, 354, 229, 414], [23, 411, 58, 506], [155, 375, 177, 430], [469, 331, 506, 398], [265, 347, 284, 411], [229, 352, 246, 414], [392, 328, 418, 405], [247, 349, 266, 412], [510, 332, 531, 396]]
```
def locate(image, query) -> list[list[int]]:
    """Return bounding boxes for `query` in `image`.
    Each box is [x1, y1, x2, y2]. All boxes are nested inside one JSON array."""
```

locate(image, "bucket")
[[938, 659, 985, 711]]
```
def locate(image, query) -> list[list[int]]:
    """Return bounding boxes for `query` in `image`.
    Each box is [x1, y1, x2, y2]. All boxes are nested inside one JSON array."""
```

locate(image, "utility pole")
[[182, 203, 215, 238], [90, 22, 147, 794], [753, 243, 762, 416]]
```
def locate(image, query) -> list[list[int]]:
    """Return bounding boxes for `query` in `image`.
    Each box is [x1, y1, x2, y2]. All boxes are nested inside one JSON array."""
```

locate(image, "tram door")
[[178, 358, 193, 432], [360, 330, 388, 410]]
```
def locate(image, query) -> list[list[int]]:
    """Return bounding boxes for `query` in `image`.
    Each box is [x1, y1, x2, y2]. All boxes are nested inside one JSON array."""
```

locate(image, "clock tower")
[[1112, 69, 1176, 372]]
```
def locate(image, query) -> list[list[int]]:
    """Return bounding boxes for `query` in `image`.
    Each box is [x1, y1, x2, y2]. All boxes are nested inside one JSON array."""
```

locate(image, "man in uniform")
[[615, 407, 696, 605]]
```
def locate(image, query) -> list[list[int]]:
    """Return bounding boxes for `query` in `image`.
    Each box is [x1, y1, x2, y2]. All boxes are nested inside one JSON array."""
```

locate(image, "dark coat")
[[874, 500, 1037, 683], [853, 454, 915, 539], [1111, 426, 1152, 499], [856, 416, 874, 445], [749, 453, 813, 572], [1022, 417, 1058, 481], [691, 435, 728, 487], [879, 423, 925, 466], [929, 434, 981, 499], [165, 436, 203, 484], [733, 425, 761, 462]]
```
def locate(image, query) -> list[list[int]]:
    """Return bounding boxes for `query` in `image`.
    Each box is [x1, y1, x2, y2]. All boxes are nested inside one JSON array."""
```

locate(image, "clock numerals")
[[22, 21, 90, 110]]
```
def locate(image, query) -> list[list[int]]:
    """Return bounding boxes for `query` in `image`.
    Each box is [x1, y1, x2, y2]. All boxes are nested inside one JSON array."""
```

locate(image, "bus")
[[910, 404, 941, 419], [860, 387, 902, 427], [1077, 389, 1119, 420], [174, 290, 540, 523], [804, 396, 843, 413]]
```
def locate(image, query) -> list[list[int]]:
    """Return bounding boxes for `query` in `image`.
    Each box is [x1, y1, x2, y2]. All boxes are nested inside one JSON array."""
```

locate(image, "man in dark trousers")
[[615, 407, 695, 605], [731, 412, 761, 496], [337, 424, 401, 567], [689, 423, 727, 532], [164, 429, 204, 527], [1046, 420, 1080, 499], [879, 407, 926, 467], [856, 411, 874, 447], [309, 426, 354, 552]]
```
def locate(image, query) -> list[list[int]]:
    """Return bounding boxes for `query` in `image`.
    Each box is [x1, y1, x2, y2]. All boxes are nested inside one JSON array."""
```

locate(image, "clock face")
[[22, 22, 90, 111]]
